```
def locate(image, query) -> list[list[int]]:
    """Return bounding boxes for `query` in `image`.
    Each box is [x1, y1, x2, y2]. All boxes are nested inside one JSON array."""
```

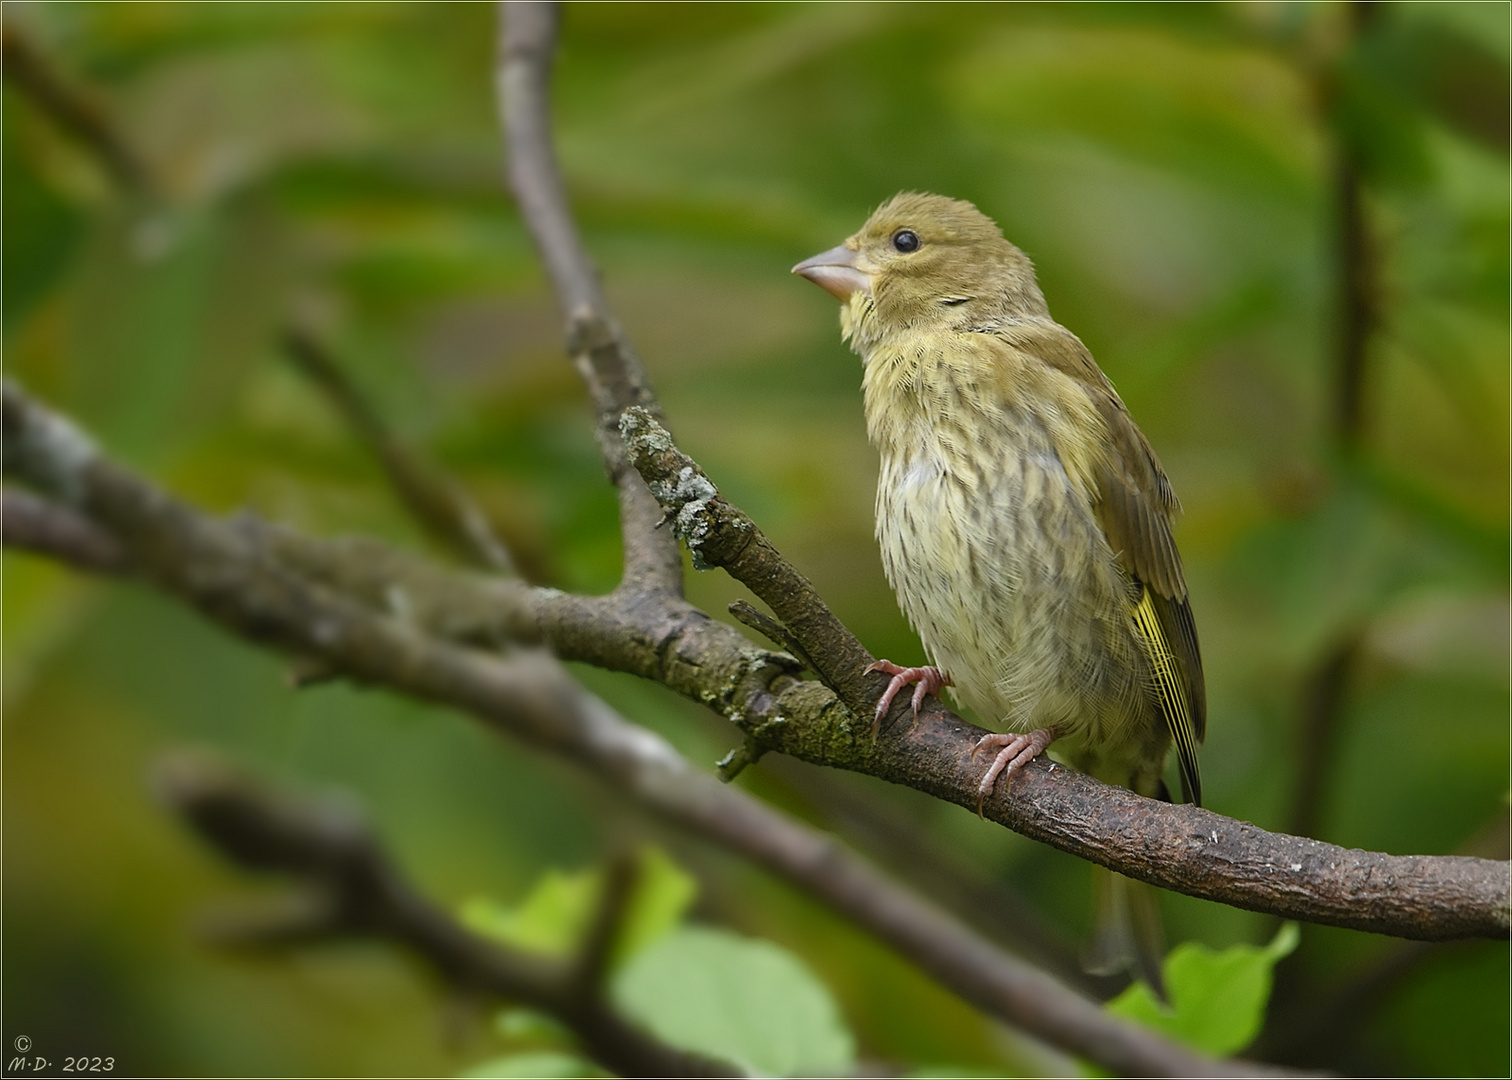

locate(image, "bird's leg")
[[971, 727, 1058, 813], [866, 660, 951, 730]]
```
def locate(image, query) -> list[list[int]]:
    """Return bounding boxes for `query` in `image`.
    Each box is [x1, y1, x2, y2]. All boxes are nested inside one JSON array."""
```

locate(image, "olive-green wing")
[[1099, 402, 1205, 806], [1002, 321, 1207, 804]]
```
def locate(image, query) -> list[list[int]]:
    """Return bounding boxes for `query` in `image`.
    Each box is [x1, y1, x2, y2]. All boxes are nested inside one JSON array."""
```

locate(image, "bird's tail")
[[1084, 865, 1167, 999]]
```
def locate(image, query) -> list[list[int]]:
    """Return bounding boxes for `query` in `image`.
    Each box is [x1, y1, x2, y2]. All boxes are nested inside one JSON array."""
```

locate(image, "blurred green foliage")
[[4, 2, 1506, 1076]]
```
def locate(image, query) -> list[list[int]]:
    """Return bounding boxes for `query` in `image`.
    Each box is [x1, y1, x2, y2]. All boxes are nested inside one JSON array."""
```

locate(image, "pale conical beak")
[[792, 243, 872, 301]]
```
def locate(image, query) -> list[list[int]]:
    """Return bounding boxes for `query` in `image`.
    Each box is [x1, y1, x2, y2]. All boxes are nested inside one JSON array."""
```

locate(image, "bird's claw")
[[866, 660, 950, 731], [971, 728, 1057, 815]]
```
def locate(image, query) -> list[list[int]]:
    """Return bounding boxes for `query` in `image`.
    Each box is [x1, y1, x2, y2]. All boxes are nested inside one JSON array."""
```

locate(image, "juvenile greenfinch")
[[794, 192, 1204, 991]]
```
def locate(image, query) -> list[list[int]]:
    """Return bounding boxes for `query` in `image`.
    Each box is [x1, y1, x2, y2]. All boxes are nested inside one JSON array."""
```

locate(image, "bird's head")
[[793, 192, 1047, 350]]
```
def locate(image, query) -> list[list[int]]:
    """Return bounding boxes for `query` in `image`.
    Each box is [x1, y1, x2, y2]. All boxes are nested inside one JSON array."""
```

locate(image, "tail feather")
[[1085, 865, 1167, 1000]]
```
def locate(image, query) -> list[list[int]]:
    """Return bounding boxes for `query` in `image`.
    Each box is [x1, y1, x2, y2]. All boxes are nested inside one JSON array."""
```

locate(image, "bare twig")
[[497, 1, 682, 597], [571, 854, 640, 995], [154, 750, 739, 1078], [1328, 2, 1382, 451], [280, 327, 516, 574], [728, 599, 815, 674], [3, 380, 1289, 1077], [2, 23, 153, 195], [1287, 633, 1363, 840]]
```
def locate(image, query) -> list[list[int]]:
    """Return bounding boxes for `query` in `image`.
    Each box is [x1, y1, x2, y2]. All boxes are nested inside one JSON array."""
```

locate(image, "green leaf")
[[611, 926, 857, 1076], [461, 866, 601, 957], [493, 1007, 573, 1046], [1107, 923, 1300, 1057], [613, 845, 700, 965], [457, 1051, 607, 1079], [460, 847, 699, 962]]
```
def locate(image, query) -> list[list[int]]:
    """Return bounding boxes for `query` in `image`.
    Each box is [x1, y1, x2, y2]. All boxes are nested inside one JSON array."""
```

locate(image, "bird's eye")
[[892, 229, 920, 253]]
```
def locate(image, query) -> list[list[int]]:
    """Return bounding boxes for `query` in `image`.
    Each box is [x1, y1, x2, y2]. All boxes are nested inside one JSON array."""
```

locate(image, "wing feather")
[[1137, 587, 1205, 805], [993, 320, 1207, 803]]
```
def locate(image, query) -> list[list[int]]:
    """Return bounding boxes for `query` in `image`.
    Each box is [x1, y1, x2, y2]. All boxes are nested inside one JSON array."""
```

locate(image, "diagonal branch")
[[3, 381, 1283, 1078], [7, 382, 1506, 947], [496, 0, 682, 597], [155, 750, 739, 1078], [2, 23, 153, 195], [615, 406, 1511, 943], [761, 754, 1114, 998], [620, 408, 892, 721]]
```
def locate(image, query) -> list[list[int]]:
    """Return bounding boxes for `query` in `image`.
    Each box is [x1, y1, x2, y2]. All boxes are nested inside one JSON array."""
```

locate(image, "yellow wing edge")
[[1132, 585, 1202, 807]]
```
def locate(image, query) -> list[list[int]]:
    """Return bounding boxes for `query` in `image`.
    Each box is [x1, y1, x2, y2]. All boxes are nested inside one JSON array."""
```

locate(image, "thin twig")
[[1287, 633, 1362, 840], [1, 23, 153, 195], [727, 599, 814, 673], [497, 1, 682, 597], [280, 327, 516, 574], [571, 854, 640, 995], [1328, 2, 1382, 451], [154, 750, 739, 1078], [620, 407, 892, 723]]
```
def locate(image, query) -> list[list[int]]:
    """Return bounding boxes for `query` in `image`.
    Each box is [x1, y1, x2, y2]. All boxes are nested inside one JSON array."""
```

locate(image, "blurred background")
[[4, 2, 1507, 1076]]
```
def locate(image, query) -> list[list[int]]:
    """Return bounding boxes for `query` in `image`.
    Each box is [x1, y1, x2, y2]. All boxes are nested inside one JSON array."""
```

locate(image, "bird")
[[792, 192, 1204, 992]]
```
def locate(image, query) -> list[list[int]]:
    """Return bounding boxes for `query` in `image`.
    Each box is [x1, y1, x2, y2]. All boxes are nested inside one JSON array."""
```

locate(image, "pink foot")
[[971, 728, 1057, 813], [866, 660, 951, 729]]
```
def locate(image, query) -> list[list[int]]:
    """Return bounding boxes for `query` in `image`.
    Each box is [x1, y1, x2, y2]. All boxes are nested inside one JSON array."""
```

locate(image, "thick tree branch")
[[496, 0, 681, 597], [154, 751, 739, 1078], [2, 381, 1275, 1078], [8, 382, 1504, 949], [616, 407, 1511, 943]]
